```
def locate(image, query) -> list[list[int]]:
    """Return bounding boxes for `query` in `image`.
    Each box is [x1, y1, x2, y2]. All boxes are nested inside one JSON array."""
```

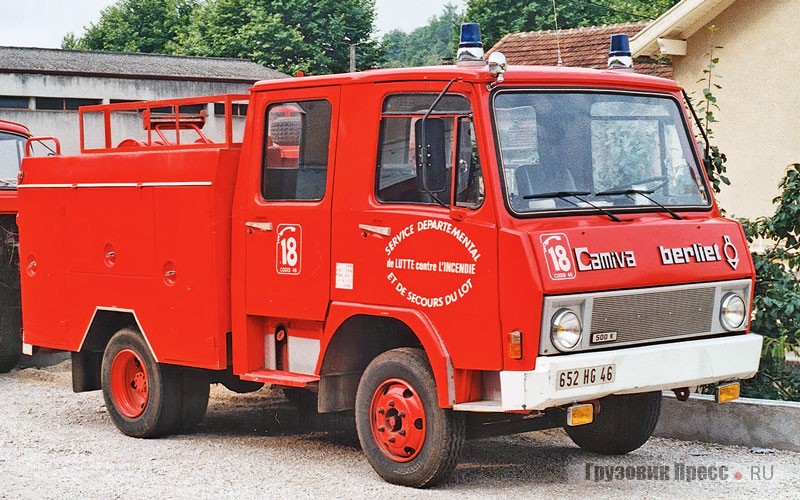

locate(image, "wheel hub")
[[370, 378, 426, 462], [110, 349, 149, 418]]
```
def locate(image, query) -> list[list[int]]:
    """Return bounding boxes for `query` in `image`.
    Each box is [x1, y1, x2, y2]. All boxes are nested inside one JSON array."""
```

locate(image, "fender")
[[321, 301, 455, 407]]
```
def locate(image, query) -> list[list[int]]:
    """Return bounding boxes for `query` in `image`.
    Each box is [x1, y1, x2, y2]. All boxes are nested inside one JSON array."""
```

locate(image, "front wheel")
[[355, 348, 464, 488], [565, 391, 661, 455]]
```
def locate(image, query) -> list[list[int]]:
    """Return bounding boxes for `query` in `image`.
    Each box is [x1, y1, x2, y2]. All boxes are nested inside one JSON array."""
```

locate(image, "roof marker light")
[[457, 23, 484, 66], [608, 34, 634, 72]]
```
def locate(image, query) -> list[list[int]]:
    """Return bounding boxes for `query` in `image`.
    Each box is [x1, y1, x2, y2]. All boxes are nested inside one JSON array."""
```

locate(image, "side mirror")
[[487, 51, 507, 84], [415, 118, 448, 193]]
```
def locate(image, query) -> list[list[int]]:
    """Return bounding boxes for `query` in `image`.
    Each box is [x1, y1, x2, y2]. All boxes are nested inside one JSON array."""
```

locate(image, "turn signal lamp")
[[608, 34, 634, 71], [567, 403, 594, 426], [715, 382, 740, 403], [508, 330, 523, 359], [457, 22, 484, 65]]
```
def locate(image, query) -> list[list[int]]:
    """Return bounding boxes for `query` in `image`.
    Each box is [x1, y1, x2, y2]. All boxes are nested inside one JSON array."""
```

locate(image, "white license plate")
[[556, 364, 616, 390]]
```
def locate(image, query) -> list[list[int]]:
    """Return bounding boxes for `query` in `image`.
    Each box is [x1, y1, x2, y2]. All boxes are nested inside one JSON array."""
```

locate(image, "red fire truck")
[[18, 27, 762, 487], [0, 119, 29, 372]]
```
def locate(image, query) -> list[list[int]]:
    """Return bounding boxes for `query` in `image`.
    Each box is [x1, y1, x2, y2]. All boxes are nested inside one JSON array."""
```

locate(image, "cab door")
[[243, 86, 340, 320], [330, 85, 502, 370]]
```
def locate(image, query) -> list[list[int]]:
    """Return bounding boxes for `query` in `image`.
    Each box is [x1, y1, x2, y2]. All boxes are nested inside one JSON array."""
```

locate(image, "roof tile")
[[487, 22, 673, 79], [0, 46, 286, 82]]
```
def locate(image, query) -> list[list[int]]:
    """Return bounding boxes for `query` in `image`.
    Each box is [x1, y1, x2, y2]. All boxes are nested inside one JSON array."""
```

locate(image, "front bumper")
[[497, 334, 762, 411]]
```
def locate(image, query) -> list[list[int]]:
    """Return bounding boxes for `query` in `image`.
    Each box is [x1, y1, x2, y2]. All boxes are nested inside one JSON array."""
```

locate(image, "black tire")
[[565, 391, 662, 455], [221, 378, 264, 394], [355, 348, 464, 488], [177, 368, 210, 433], [101, 328, 181, 438], [0, 319, 21, 373]]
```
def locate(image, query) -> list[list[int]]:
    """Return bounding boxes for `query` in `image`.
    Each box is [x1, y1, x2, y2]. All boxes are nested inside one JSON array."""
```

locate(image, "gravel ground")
[[2, 356, 799, 500]]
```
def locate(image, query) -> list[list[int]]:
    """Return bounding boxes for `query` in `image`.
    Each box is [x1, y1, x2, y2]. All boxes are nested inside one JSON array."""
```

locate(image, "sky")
[[0, 0, 467, 49]]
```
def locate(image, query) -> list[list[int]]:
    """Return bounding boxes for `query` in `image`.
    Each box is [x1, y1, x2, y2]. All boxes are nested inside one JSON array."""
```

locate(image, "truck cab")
[[17, 31, 762, 488]]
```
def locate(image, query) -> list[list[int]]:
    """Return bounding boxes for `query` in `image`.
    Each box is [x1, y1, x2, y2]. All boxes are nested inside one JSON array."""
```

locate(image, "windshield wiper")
[[524, 190, 623, 222], [595, 188, 683, 220]]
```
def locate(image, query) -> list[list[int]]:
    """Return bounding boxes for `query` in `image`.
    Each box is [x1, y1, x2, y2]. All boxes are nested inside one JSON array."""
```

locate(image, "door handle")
[[246, 221, 273, 231], [359, 224, 391, 237]]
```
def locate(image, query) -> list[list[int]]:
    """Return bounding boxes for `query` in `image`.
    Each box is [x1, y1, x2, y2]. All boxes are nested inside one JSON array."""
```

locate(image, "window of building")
[[35, 97, 101, 111], [0, 96, 28, 109], [261, 100, 331, 201], [214, 103, 248, 116]]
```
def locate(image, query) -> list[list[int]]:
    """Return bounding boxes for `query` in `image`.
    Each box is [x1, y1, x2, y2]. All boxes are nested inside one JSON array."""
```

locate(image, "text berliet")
[[659, 242, 721, 265]]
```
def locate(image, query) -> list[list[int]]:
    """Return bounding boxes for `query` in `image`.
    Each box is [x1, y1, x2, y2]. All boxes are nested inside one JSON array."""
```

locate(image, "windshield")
[[493, 91, 709, 215], [0, 131, 25, 187]]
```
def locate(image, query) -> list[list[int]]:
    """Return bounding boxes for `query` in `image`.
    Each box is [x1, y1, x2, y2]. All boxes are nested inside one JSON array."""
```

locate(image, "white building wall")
[[672, 0, 800, 219]]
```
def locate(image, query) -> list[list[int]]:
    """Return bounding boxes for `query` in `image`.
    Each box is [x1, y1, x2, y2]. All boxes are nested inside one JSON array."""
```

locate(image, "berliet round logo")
[[658, 234, 739, 270], [722, 235, 739, 270]]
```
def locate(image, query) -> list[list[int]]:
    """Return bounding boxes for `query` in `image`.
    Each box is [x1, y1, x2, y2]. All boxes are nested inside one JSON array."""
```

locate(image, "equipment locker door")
[[243, 87, 340, 320]]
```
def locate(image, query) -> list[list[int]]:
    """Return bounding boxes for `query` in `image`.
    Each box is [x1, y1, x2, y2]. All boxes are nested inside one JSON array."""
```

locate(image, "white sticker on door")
[[276, 224, 302, 275], [335, 262, 354, 290]]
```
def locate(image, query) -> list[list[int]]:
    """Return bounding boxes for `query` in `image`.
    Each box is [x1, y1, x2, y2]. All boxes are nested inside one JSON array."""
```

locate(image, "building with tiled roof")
[[631, 0, 798, 219], [487, 22, 673, 79]]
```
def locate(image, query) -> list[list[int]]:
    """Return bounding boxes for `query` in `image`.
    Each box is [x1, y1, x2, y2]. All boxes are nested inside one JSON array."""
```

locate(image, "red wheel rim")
[[110, 349, 149, 418], [369, 378, 426, 462]]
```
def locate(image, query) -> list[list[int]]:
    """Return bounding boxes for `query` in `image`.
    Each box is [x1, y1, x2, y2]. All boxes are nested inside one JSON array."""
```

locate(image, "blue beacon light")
[[457, 22, 484, 65], [608, 34, 634, 71]]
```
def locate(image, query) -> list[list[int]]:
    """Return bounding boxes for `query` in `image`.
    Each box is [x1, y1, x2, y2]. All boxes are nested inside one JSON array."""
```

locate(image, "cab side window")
[[262, 100, 331, 201], [376, 93, 483, 208]]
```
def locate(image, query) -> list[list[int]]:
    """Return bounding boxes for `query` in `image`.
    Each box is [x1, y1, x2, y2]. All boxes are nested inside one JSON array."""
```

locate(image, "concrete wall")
[[0, 74, 255, 155], [671, 1, 800, 219], [655, 393, 800, 452]]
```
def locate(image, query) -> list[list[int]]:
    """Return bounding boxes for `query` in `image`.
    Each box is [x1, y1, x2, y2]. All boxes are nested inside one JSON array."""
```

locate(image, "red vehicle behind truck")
[[0, 119, 29, 372], [18, 28, 762, 487]]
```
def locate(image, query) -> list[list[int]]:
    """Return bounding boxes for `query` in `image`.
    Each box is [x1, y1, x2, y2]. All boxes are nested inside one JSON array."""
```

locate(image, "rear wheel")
[[565, 391, 661, 455], [355, 348, 464, 488], [101, 328, 208, 437]]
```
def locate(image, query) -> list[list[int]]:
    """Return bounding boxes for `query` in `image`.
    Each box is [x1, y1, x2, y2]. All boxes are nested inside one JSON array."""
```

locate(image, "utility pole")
[[349, 44, 356, 72]]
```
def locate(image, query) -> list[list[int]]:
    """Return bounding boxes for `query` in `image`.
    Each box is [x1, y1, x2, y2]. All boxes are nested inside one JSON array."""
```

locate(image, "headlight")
[[551, 309, 582, 351], [720, 292, 746, 330]]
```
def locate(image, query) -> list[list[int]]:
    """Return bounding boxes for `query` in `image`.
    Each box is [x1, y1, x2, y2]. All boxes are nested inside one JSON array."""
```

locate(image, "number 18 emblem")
[[540, 233, 576, 281], [276, 224, 302, 275]]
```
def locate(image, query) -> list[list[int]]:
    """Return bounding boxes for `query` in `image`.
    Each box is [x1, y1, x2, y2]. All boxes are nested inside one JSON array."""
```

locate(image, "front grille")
[[590, 287, 715, 344]]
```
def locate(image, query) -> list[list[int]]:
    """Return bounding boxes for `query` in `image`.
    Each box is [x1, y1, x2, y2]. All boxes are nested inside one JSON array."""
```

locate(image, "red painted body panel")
[[0, 119, 30, 138], [19, 148, 237, 369]]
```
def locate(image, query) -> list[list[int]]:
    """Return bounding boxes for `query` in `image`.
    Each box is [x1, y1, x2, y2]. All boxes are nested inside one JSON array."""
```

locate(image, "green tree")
[[66, 0, 198, 53], [60, 32, 87, 50], [176, 0, 380, 75], [739, 165, 800, 401], [381, 3, 462, 68], [465, 0, 679, 50]]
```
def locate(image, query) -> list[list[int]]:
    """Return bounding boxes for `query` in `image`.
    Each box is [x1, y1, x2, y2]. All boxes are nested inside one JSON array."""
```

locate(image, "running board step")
[[239, 370, 319, 388], [452, 400, 504, 412]]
